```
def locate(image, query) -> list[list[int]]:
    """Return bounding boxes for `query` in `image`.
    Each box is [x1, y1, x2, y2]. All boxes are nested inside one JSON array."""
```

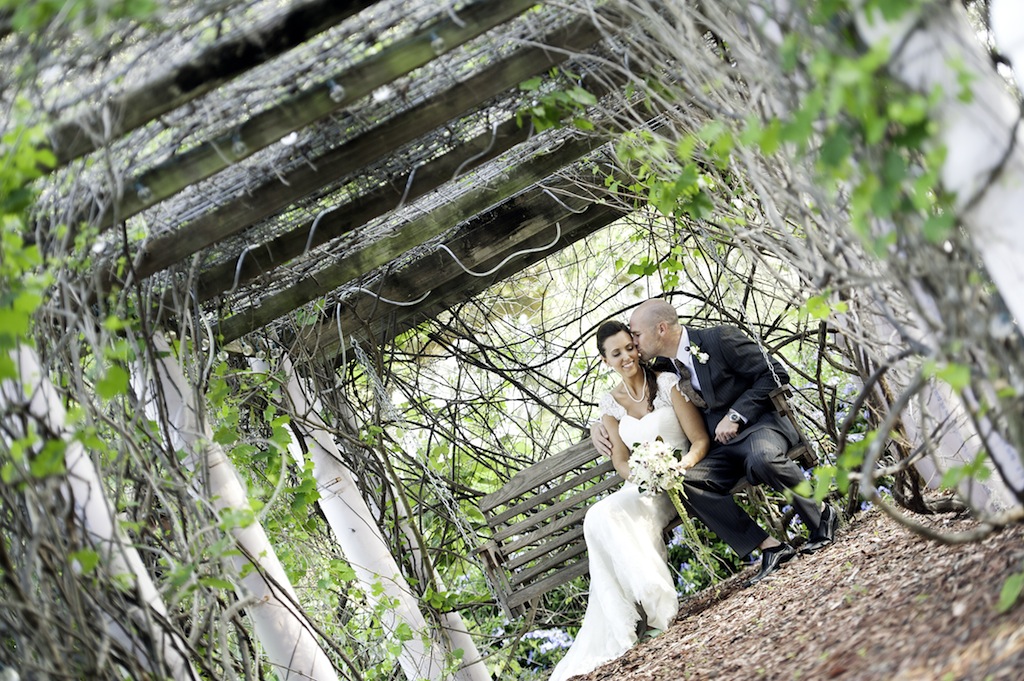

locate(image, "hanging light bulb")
[[328, 80, 346, 103], [430, 31, 445, 55], [135, 182, 153, 202]]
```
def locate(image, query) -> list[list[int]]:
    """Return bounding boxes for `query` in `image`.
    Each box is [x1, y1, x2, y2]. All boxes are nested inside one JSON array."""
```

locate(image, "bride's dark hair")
[[596, 320, 656, 412]]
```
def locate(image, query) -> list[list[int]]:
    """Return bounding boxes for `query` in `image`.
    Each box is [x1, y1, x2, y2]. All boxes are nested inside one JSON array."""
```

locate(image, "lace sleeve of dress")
[[654, 371, 686, 409], [598, 391, 626, 421]]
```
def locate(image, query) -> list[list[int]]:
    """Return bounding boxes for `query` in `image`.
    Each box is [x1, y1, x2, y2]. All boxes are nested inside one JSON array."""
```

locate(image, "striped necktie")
[[671, 358, 707, 409]]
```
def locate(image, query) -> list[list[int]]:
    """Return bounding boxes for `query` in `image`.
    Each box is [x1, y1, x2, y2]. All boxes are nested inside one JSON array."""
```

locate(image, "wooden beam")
[[47, 0, 379, 167], [213, 130, 604, 343], [97, 0, 538, 229], [127, 14, 604, 283], [185, 117, 533, 304], [300, 184, 625, 360]]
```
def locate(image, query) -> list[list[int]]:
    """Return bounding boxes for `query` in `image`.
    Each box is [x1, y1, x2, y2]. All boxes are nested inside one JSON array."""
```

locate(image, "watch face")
[[729, 412, 740, 422]]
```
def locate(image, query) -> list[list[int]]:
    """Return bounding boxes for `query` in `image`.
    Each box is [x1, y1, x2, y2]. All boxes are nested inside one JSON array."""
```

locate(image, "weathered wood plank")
[[506, 561, 590, 612], [484, 458, 615, 528], [127, 13, 605, 283], [95, 0, 538, 229], [488, 473, 618, 543], [299, 192, 626, 359], [495, 492, 604, 549], [216, 131, 603, 342], [47, 0, 377, 166], [504, 525, 585, 572], [508, 540, 589, 589], [480, 440, 602, 513]]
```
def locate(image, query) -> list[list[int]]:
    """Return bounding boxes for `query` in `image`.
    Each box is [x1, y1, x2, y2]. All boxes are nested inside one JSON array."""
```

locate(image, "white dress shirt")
[[674, 328, 703, 393]]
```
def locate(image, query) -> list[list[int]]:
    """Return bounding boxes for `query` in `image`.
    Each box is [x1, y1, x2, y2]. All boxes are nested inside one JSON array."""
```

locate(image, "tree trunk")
[[2, 345, 196, 680], [141, 337, 338, 681], [854, 1, 1024, 327], [274, 356, 472, 680]]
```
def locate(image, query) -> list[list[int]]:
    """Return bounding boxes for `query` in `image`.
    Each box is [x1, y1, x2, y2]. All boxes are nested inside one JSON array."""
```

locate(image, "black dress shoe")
[[745, 543, 796, 586], [801, 503, 839, 554]]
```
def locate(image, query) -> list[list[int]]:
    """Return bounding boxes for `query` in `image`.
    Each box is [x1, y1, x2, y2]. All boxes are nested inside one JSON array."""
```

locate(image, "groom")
[[594, 299, 838, 584]]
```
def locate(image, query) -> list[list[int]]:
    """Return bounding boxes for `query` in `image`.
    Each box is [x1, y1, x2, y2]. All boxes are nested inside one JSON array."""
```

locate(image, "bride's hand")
[[678, 453, 700, 470]]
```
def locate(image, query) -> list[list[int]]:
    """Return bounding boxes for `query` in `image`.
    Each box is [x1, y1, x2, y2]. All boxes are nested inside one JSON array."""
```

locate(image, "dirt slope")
[[570, 500, 1024, 680]]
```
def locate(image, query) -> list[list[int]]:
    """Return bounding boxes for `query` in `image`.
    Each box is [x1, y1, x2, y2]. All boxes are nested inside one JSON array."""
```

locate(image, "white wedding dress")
[[549, 373, 689, 681]]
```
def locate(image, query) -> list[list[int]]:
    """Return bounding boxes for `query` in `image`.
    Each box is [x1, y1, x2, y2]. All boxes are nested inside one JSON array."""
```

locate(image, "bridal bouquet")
[[628, 437, 688, 497], [629, 438, 720, 580]]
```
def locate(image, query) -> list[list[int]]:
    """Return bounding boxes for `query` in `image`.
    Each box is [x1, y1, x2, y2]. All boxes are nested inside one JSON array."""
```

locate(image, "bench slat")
[[508, 537, 589, 589], [489, 474, 620, 544], [501, 504, 592, 564], [506, 560, 591, 612], [485, 459, 615, 529], [479, 440, 599, 513]]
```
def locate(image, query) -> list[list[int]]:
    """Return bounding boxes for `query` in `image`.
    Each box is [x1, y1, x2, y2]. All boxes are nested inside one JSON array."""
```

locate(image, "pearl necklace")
[[623, 369, 647, 403]]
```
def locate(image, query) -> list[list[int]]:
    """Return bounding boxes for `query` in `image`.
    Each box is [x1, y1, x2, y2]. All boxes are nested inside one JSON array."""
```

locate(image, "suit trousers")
[[680, 427, 822, 557]]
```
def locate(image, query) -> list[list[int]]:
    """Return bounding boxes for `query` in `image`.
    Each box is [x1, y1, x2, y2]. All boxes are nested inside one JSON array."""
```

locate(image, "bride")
[[549, 320, 710, 681]]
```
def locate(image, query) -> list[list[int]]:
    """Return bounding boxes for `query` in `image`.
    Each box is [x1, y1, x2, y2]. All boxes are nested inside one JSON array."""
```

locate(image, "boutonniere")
[[689, 344, 709, 364]]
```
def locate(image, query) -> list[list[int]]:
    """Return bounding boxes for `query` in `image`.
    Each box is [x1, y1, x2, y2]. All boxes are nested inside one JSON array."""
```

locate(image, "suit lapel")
[[686, 327, 716, 407]]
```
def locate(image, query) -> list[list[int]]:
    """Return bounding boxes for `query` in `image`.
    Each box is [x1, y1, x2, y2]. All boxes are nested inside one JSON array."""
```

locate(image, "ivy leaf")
[[30, 439, 66, 478], [199, 576, 236, 591], [997, 572, 1024, 614], [922, 213, 955, 243], [819, 129, 852, 170], [804, 295, 831, 320], [331, 559, 357, 582], [70, 549, 100, 574], [96, 365, 129, 400], [519, 77, 542, 91], [925, 360, 970, 391]]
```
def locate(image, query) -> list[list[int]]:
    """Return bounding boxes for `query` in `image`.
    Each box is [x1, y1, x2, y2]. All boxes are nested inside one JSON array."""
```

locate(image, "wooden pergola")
[[25, 0, 646, 358]]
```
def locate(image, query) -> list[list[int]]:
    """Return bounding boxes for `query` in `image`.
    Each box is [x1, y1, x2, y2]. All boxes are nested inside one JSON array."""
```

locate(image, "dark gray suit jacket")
[[683, 325, 799, 449]]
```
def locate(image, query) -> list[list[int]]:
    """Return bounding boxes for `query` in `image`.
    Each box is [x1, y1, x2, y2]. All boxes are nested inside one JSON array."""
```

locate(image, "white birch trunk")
[[271, 355, 459, 681], [139, 337, 338, 681], [851, 0, 1024, 501], [991, 1, 1024, 94], [1, 345, 196, 680], [386, 441, 492, 681], [854, 1, 1024, 325]]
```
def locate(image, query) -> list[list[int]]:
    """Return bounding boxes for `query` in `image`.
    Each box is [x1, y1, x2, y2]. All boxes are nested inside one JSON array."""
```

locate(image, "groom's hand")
[[590, 421, 612, 457], [714, 418, 740, 444]]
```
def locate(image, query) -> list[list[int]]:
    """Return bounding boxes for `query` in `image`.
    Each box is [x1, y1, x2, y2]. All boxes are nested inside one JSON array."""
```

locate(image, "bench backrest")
[[476, 440, 617, 618]]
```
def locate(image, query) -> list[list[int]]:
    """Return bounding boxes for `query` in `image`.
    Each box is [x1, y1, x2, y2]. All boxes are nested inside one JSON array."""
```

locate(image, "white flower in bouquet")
[[628, 436, 688, 496]]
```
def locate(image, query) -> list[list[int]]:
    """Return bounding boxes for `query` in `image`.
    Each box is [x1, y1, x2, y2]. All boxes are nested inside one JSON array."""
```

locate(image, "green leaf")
[[819, 129, 852, 170], [30, 439, 66, 478], [0, 308, 31, 337], [70, 549, 101, 574], [804, 294, 832, 320], [792, 480, 812, 497], [199, 576, 236, 591], [394, 622, 414, 642], [922, 213, 955, 243], [96, 365, 129, 400], [812, 466, 834, 502], [924, 360, 971, 391], [518, 77, 542, 91], [331, 559, 357, 582], [0, 352, 16, 380], [996, 572, 1024, 614]]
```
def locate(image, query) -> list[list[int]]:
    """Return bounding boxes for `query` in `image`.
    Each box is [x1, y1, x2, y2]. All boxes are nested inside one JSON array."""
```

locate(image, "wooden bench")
[[476, 386, 815, 618]]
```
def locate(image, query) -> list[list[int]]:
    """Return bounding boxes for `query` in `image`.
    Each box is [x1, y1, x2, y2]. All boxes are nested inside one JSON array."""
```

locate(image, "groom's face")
[[628, 315, 663, 360]]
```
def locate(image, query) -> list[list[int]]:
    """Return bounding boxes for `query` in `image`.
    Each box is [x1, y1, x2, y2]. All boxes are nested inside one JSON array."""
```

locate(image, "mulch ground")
[[567, 500, 1024, 680]]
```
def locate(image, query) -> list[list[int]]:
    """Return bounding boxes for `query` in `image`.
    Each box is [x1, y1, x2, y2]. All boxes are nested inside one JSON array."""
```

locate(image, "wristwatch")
[[727, 410, 742, 423]]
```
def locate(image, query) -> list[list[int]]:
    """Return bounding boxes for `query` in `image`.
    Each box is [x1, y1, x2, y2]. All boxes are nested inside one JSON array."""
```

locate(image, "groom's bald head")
[[629, 299, 681, 359]]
